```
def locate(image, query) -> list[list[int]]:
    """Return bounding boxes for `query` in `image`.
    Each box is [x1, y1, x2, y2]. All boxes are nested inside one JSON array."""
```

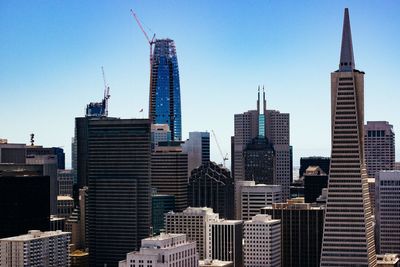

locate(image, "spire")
[[339, 8, 355, 71], [257, 86, 260, 114]]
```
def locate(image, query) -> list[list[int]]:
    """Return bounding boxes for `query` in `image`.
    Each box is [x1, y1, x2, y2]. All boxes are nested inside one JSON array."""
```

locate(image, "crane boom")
[[212, 130, 229, 167], [101, 66, 110, 116], [130, 9, 154, 45]]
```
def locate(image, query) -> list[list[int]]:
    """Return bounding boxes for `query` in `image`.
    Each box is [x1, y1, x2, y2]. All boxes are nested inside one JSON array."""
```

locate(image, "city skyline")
[[1, 1, 400, 168]]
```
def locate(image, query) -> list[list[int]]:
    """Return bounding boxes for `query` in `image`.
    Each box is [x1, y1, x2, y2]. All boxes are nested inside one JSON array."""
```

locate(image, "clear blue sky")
[[1, 1, 399, 168]]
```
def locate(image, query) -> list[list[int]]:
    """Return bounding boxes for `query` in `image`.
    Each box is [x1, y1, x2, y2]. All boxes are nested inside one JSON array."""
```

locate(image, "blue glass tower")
[[149, 39, 182, 141]]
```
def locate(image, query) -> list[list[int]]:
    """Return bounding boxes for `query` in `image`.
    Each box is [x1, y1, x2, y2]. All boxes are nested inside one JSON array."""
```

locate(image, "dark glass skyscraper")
[[149, 39, 182, 141]]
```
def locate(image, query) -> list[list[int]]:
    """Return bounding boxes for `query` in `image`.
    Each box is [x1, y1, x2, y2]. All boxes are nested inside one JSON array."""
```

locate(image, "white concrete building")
[[118, 233, 198, 267], [165, 207, 219, 260], [243, 214, 281, 267], [376, 171, 400, 254], [0, 230, 71, 267], [235, 181, 282, 220], [207, 220, 243, 267]]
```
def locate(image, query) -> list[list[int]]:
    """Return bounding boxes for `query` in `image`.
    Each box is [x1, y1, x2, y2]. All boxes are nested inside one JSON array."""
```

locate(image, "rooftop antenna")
[[30, 133, 35, 146]]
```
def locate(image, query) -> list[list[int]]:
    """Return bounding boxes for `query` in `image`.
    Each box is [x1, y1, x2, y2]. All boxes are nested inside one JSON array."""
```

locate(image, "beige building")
[[165, 207, 219, 260]]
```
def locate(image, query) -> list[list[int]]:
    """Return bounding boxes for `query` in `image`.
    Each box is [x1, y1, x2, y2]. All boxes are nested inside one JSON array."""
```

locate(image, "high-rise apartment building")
[[207, 220, 244, 267], [0, 230, 71, 267], [118, 233, 199, 267], [243, 214, 281, 267], [320, 8, 377, 266], [239, 181, 282, 221], [0, 164, 50, 238], [188, 161, 235, 219], [165, 207, 219, 260], [151, 142, 188, 211], [182, 131, 210, 175], [376, 171, 400, 254], [261, 198, 324, 267], [149, 39, 182, 141], [78, 118, 151, 267], [365, 121, 395, 178]]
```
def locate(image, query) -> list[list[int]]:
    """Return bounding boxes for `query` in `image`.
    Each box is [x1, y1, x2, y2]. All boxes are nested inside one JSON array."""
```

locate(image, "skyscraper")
[[80, 118, 151, 267], [320, 8, 376, 266], [149, 39, 182, 141], [364, 121, 395, 178]]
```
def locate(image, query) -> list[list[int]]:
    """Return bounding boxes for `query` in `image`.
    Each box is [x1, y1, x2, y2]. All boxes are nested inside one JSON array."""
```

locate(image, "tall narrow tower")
[[149, 39, 182, 141], [320, 9, 376, 266]]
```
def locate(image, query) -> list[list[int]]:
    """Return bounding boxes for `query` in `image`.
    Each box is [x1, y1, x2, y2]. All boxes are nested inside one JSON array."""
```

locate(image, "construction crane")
[[101, 66, 111, 117], [130, 9, 156, 64], [212, 130, 229, 167]]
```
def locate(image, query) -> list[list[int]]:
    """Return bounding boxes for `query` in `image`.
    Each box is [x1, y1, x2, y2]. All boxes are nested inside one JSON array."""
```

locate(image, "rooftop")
[[0, 230, 70, 241]]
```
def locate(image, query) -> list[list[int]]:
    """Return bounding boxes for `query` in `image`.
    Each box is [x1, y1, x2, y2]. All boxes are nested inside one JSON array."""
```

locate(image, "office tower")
[[151, 123, 172, 148], [165, 207, 219, 260], [57, 195, 74, 219], [207, 220, 243, 267], [0, 141, 26, 163], [152, 194, 175, 235], [233, 90, 291, 200], [290, 179, 304, 199], [26, 154, 58, 215], [376, 171, 400, 254], [0, 164, 50, 238], [58, 169, 74, 196], [149, 39, 182, 141], [188, 161, 234, 219], [0, 230, 71, 267], [151, 142, 188, 211], [243, 214, 281, 267], [365, 121, 395, 178], [261, 198, 324, 267], [303, 166, 328, 203], [299, 157, 330, 177], [239, 181, 282, 221], [50, 216, 65, 231], [182, 131, 210, 175], [243, 137, 275, 184], [79, 118, 151, 267], [320, 8, 377, 266], [118, 233, 199, 267], [27, 146, 66, 170], [199, 260, 234, 267]]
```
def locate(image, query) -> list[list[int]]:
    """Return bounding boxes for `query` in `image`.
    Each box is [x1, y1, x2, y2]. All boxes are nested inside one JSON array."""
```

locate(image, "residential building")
[[243, 214, 281, 267], [77, 117, 151, 267], [165, 207, 219, 260], [118, 233, 198, 267], [182, 131, 210, 175], [149, 39, 182, 141], [261, 198, 324, 267], [320, 9, 377, 266], [365, 121, 395, 178], [188, 161, 234, 219], [0, 230, 71, 267], [207, 220, 243, 267], [151, 142, 188, 211], [376, 171, 400, 254], [0, 164, 49, 238]]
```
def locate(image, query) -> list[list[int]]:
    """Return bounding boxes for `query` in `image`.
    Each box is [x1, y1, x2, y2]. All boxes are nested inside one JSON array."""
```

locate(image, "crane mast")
[[212, 130, 229, 167], [102, 66, 110, 117]]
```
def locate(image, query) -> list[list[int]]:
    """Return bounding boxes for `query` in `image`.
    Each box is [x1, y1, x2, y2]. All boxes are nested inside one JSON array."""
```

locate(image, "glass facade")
[[150, 39, 182, 141]]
